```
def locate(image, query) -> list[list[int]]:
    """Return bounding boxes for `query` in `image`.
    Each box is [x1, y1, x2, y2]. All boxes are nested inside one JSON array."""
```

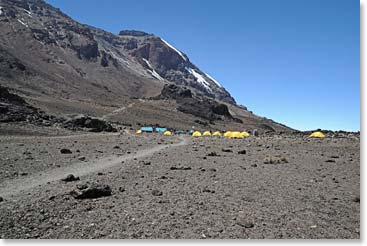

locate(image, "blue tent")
[[155, 127, 167, 133], [140, 127, 153, 132]]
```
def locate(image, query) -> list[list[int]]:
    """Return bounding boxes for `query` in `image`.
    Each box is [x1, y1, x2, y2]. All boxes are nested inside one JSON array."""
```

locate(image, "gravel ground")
[[0, 130, 360, 239]]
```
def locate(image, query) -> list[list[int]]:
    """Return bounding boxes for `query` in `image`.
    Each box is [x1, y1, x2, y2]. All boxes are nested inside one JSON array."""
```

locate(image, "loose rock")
[[152, 189, 163, 196], [60, 148, 72, 154], [222, 148, 232, 153], [61, 174, 80, 182], [70, 183, 112, 199]]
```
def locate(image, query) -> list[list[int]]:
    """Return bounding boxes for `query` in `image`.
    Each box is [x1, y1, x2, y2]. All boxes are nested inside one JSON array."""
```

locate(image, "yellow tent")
[[240, 131, 250, 138], [164, 131, 172, 136], [212, 131, 222, 137], [203, 131, 211, 136], [229, 131, 244, 139], [136, 130, 142, 134], [224, 131, 232, 137], [192, 131, 202, 137], [309, 131, 325, 138]]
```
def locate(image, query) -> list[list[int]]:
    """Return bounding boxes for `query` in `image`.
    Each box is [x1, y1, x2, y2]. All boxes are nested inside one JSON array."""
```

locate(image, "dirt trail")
[[102, 103, 135, 120], [0, 136, 188, 197]]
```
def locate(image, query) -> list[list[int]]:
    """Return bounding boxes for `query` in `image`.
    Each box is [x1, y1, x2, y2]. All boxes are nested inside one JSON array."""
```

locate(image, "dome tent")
[[192, 131, 202, 137], [203, 131, 211, 136], [229, 131, 244, 139], [212, 131, 222, 137], [240, 131, 250, 138], [224, 131, 232, 137], [164, 131, 172, 136], [309, 131, 325, 138], [136, 130, 142, 134]]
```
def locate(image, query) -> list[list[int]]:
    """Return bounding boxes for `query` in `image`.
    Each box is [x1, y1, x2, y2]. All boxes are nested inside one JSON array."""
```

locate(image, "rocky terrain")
[[0, 129, 360, 239], [0, 0, 360, 240], [0, 0, 292, 133]]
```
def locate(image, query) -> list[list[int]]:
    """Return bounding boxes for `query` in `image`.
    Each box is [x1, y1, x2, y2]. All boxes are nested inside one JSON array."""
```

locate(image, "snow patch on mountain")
[[17, 19, 28, 27], [186, 67, 212, 92], [151, 70, 164, 81], [143, 58, 164, 81], [24, 9, 32, 17], [160, 38, 187, 61], [205, 73, 222, 88]]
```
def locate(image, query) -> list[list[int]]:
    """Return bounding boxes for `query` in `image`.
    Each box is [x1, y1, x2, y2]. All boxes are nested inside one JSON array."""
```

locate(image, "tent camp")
[[309, 131, 325, 138], [155, 127, 167, 133], [212, 131, 222, 137], [164, 131, 172, 136], [192, 131, 202, 137], [175, 130, 186, 135], [229, 131, 244, 139], [240, 131, 250, 138], [140, 127, 153, 133], [203, 131, 211, 136]]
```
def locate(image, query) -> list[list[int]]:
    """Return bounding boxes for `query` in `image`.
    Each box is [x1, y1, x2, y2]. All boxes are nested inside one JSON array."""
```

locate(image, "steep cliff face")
[[118, 30, 236, 104]]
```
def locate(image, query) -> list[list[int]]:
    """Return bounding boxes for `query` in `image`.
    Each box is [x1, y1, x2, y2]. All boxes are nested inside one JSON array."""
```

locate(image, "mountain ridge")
[[0, 0, 294, 133]]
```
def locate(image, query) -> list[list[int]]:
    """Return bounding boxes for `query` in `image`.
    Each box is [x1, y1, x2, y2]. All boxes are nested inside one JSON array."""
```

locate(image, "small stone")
[[353, 196, 360, 203], [78, 156, 86, 161], [203, 188, 215, 193], [61, 174, 80, 182], [170, 166, 191, 170], [60, 148, 72, 154], [238, 150, 247, 154], [119, 187, 125, 192], [0, 197, 3, 202], [236, 211, 255, 228], [222, 148, 232, 153], [152, 189, 163, 196], [207, 152, 218, 157], [70, 183, 112, 199], [76, 184, 88, 190], [113, 146, 120, 149], [325, 159, 336, 163], [20, 172, 28, 176]]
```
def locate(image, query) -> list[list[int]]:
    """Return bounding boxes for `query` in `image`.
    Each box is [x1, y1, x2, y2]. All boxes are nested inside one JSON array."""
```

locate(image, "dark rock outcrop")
[[152, 84, 233, 121], [64, 114, 117, 132]]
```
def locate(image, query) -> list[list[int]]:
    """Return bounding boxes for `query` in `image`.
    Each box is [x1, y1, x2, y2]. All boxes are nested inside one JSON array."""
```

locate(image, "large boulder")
[[70, 183, 112, 199], [64, 114, 117, 132]]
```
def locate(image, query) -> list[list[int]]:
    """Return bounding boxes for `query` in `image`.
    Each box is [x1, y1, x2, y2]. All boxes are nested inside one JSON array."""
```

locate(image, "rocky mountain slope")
[[0, 0, 294, 133]]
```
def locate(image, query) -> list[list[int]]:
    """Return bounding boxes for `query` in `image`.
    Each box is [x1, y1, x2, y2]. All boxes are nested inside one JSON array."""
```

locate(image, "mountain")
[[0, 0, 294, 133]]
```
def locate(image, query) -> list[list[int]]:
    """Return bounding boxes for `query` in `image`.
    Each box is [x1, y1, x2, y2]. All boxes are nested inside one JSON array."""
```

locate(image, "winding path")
[[0, 136, 188, 197], [101, 102, 135, 120]]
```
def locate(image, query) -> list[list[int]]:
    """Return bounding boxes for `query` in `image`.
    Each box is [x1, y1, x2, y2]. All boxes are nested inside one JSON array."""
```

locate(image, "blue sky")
[[47, 0, 360, 131]]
